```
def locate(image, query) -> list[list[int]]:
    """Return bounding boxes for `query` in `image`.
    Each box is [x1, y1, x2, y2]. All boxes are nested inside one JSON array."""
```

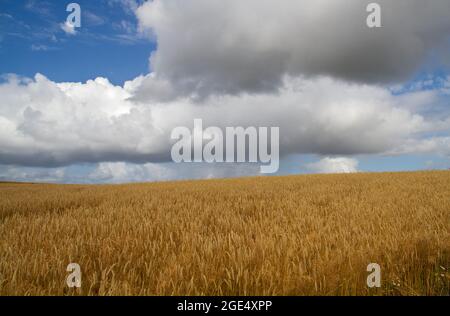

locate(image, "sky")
[[0, 0, 449, 183]]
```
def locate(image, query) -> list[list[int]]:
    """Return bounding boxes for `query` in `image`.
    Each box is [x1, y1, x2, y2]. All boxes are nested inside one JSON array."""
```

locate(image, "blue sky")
[[0, 0, 153, 85], [0, 0, 449, 183]]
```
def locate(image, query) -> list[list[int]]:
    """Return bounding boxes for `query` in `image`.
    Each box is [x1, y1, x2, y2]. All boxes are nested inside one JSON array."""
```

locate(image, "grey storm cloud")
[[133, 0, 450, 99]]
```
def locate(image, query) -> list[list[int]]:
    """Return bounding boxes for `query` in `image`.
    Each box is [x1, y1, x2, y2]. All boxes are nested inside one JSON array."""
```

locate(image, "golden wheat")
[[0, 171, 449, 296]]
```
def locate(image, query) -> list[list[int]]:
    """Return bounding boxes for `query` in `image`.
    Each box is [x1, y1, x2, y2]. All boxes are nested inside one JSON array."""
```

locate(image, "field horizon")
[[1, 171, 449, 296], [2, 169, 449, 186]]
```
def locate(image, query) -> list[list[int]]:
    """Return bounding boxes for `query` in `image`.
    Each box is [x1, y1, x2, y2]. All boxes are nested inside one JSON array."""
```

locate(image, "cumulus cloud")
[[388, 137, 450, 157], [88, 162, 170, 183], [87, 161, 260, 183], [306, 157, 359, 174], [0, 161, 261, 183], [1, 73, 447, 169], [0, 165, 66, 183], [0, 74, 169, 167], [60, 21, 77, 35], [134, 0, 450, 99]]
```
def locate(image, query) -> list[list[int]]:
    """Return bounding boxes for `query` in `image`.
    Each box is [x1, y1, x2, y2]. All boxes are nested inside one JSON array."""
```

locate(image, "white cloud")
[[60, 21, 77, 35], [388, 137, 450, 157], [87, 161, 260, 183], [0, 73, 445, 169], [0, 165, 66, 183], [88, 162, 170, 183], [306, 157, 359, 174]]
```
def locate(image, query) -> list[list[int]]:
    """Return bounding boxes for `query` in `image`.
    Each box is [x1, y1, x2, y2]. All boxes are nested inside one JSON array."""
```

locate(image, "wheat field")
[[0, 171, 449, 296]]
